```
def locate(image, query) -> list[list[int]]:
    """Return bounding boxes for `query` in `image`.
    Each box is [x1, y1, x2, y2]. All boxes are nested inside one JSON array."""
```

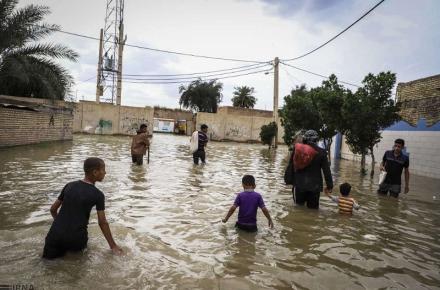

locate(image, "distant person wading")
[[131, 124, 150, 165], [190, 124, 209, 165]]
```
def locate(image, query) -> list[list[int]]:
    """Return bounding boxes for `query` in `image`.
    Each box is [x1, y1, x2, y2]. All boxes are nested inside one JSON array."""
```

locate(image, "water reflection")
[[0, 134, 439, 289]]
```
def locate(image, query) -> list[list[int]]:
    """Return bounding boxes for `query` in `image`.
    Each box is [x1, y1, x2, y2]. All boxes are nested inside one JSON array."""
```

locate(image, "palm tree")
[[231, 86, 257, 108], [0, 0, 78, 100], [179, 79, 223, 113]]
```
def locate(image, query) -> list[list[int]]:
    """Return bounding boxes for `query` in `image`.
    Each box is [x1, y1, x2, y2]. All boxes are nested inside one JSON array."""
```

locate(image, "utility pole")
[[273, 57, 279, 148], [116, 22, 126, 106], [96, 29, 104, 103]]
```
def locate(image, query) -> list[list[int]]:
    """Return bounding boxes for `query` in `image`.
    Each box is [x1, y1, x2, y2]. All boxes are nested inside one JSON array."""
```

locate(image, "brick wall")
[[397, 74, 440, 126], [0, 105, 73, 147]]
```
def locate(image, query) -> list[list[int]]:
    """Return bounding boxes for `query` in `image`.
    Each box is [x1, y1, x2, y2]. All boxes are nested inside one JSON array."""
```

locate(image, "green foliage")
[[279, 74, 345, 155], [0, 0, 78, 100], [179, 79, 223, 113], [260, 122, 277, 148], [342, 71, 400, 174], [231, 86, 257, 108]]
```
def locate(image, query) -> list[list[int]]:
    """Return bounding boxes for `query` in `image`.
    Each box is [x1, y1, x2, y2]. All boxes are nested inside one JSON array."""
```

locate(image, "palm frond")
[[7, 43, 78, 61]]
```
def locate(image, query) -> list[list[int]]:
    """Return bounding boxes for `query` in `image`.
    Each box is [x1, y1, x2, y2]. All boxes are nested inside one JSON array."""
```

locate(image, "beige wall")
[[74, 101, 154, 135], [196, 107, 284, 143]]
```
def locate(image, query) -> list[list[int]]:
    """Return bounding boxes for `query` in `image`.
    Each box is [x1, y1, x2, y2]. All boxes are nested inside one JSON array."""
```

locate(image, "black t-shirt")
[[383, 150, 409, 185], [50, 180, 105, 235], [198, 131, 208, 151]]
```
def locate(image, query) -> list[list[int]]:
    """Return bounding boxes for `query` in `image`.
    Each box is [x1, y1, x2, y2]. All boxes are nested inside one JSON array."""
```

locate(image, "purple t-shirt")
[[234, 190, 266, 225]]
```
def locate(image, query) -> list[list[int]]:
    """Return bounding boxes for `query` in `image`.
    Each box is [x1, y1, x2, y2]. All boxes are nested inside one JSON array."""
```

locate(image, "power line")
[[79, 76, 95, 83], [281, 66, 305, 85], [123, 62, 270, 77], [121, 68, 272, 84], [121, 63, 272, 81], [280, 61, 361, 88], [282, 0, 386, 62], [76, 62, 270, 83], [41, 25, 268, 64]]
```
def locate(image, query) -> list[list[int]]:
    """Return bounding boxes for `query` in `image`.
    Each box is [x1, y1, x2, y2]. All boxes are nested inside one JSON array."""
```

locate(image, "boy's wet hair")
[[84, 157, 105, 174], [140, 124, 147, 130], [394, 138, 405, 147], [339, 183, 352, 196], [242, 175, 256, 186], [201, 124, 208, 130]]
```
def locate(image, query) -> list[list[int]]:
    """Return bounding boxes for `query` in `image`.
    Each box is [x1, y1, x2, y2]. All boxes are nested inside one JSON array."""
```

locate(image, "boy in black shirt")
[[43, 157, 123, 259]]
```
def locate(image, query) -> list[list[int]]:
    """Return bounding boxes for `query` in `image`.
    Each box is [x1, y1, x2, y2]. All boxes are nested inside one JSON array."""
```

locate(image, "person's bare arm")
[[261, 207, 274, 229], [143, 134, 150, 148], [222, 205, 237, 223], [50, 199, 62, 219], [97, 210, 123, 255], [404, 167, 410, 194]]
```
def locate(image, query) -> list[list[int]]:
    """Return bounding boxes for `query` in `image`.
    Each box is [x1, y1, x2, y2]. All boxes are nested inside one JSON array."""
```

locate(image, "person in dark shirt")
[[193, 124, 209, 165], [286, 130, 333, 209], [378, 138, 410, 198], [43, 157, 123, 259]]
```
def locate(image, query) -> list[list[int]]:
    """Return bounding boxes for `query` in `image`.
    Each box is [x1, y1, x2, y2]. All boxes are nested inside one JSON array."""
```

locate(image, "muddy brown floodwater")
[[0, 134, 439, 289]]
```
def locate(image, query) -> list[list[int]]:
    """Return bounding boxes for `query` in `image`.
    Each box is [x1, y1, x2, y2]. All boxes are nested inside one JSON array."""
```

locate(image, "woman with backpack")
[[285, 130, 333, 209]]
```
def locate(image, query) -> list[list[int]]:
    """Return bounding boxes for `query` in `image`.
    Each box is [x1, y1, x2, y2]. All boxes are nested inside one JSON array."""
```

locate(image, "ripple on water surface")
[[0, 134, 439, 289]]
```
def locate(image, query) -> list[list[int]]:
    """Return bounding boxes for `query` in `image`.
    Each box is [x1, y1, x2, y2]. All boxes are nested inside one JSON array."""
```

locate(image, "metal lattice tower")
[[96, 0, 125, 104]]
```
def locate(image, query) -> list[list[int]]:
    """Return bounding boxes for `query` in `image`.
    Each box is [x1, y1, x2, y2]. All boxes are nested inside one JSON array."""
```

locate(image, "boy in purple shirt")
[[222, 175, 274, 232]]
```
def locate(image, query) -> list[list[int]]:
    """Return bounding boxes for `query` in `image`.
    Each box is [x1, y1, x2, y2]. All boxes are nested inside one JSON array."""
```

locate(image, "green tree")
[[280, 75, 345, 159], [231, 85, 257, 108], [0, 0, 78, 100], [179, 79, 223, 113], [342, 72, 400, 176], [260, 122, 277, 149]]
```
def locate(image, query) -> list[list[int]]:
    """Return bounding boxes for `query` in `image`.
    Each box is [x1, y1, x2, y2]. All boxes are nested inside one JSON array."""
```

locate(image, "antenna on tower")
[[96, 0, 126, 105]]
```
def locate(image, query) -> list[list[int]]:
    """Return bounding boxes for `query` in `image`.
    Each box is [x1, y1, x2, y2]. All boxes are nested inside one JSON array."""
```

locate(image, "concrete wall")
[[0, 95, 73, 147], [340, 120, 440, 179], [73, 101, 154, 135], [196, 106, 284, 143]]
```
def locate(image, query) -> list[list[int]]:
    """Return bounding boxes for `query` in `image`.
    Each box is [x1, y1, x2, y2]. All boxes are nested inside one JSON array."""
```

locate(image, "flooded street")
[[0, 134, 439, 289]]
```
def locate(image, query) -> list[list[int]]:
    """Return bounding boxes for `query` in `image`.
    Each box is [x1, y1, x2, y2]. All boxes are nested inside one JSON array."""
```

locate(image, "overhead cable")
[[41, 25, 268, 64], [121, 63, 272, 81], [282, 0, 386, 62], [121, 68, 272, 84], [123, 62, 270, 77], [280, 61, 360, 88]]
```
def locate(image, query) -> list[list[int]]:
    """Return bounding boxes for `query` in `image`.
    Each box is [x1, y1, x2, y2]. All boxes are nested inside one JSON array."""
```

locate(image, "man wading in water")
[[285, 130, 333, 209], [190, 124, 209, 165], [131, 124, 150, 165]]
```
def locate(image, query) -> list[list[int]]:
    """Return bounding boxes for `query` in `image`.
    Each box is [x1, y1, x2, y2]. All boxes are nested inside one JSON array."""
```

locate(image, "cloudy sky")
[[19, 0, 440, 110]]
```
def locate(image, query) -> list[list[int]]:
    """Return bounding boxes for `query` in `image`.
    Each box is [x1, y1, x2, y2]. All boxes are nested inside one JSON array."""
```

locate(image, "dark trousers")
[[378, 183, 401, 198], [293, 188, 321, 209], [192, 149, 206, 164], [43, 231, 88, 259], [235, 222, 258, 232], [132, 154, 144, 165]]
